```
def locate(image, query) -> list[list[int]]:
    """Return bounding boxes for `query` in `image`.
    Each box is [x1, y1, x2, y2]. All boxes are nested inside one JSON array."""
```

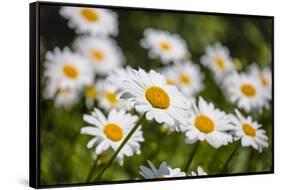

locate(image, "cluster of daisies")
[[43, 6, 272, 180]]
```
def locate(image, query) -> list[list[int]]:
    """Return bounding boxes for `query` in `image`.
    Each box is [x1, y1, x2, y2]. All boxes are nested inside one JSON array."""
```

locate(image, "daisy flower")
[[96, 79, 131, 111], [189, 166, 208, 176], [201, 42, 235, 83], [161, 61, 204, 97], [84, 82, 97, 109], [230, 109, 268, 152], [140, 28, 188, 64], [44, 80, 80, 109], [247, 64, 272, 101], [81, 108, 144, 165], [60, 6, 118, 36], [110, 67, 192, 128], [223, 72, 267, 112], [74, 36, 124, 75], [183, 97, 234, 148], [44, 47, 93, 91], [139, 161, 186, 179]]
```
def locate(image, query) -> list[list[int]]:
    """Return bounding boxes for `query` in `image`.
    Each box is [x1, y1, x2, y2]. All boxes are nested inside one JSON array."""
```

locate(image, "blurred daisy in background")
[[161, 61, 204, 97], [231, 109, 268, 152], [139, 161, 186, 179], [54, 89, 81, 109], [96, 79, 131, 111], [44, 79, 81, 109], [183, 97, 234, 148], [140, 28, 188, 64], [189, 166, 207, 176], [201, 43, 235, 83], [74, 36, 124, 75], [60, 7, 118, 36], [223, 72, 267, 112], [84, 82, 97, 109], [247, 64, 272, 102], [110, 67, 192, 128], [44, 47, 94, 91], [81, 108, 144, 165]]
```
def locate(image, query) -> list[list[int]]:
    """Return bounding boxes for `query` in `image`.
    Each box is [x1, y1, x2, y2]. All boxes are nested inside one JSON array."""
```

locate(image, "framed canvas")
[[29, 1, 274, 188]]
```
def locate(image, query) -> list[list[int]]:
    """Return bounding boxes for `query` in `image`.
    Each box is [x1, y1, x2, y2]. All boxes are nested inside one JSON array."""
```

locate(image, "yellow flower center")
[[85, 86, 97, 97], [166, 79, 175, 85], [80, 8, 99, 22], [145, 86, 170, 109], [103, 123, 123, 141], [240, 83, 256, 97], [157, 176, 164, 179], [260, 75, 269, 87], [242, 123, 256, 137], [58, 89, 69, 97], [179, 73, 191, 85], [195, 115, 215, 133], [90, 50, 104, 62], [215, 56, 225, 70], [105, 92, 118, 105], [63, 64, 79, 79], [160, 41, 171, 52]]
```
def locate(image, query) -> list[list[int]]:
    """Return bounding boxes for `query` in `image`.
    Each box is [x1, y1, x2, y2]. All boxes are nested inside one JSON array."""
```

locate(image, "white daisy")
[[54, 89, 80, 109], [139, 161, 186, 179], [44, 47, 93, 91], [230, 109, 268, 152], [110, 67, 192, 129], [140, 28, 188, 64], [96, 79, 131, 111], [74, 36, 124, 75], [81, 108, 144, 165], [201, 42, 235, 83], [183, 97, 234, 148], [247, 64, 272, 101], [223, 72, 267, 112], [189, 166, 208, 176], [84, 82, 97, 109], [161, 61, 204, 97], [60, 6, 118, 36], [44, 80, 80, 109]]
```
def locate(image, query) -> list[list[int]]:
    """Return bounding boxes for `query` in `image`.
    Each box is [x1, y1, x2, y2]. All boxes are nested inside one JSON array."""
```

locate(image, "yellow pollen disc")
[[85, 86, 97, 97], [242, 123, 256, 137], [166, 79, 175, 85], [215, 57, 225, 70], [260, 75, 269, 87], [58, 89, 69, 97], [195, 115, 215, 133], [145, 86, 170, 109], [157, 176, 164, 179], [105, 92, 118, 105], [160, 41, 171, 52], [80, 8, 99, 22], [90, 50, 104, 62], [179, 73, 191, 85], [240, 83, 256, 97], [63, 64, 79, 79], [103, 123, 123, 141]]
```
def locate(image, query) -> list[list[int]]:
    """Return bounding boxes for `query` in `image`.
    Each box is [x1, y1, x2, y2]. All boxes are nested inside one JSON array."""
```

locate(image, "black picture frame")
[[29, 1, 274, 188]]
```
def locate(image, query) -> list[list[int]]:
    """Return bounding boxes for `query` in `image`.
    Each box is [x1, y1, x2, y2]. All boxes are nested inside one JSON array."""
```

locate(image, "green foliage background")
[[39, 4, 273, 186]]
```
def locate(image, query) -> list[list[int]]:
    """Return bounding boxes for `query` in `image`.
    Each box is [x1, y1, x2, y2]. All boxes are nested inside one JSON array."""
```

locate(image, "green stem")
[[222, 143, 240, 173], [85, 155, 100, 182], [93, 114, 146, 181], [184, 141, 200, 172]]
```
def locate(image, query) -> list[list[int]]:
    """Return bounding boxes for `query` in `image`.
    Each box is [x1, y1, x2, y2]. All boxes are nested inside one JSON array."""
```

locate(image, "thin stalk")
[[93, 114, 146, 181], [85, 155, 100, 182], [184, 141, 200, 172], [222, 143, 240, 173]]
